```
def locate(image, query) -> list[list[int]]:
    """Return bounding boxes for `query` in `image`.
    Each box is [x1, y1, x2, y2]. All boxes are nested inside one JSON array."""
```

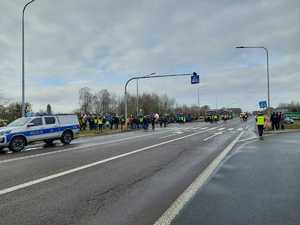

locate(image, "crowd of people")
[[256, 111, 285, 140], [127, 114, 169, 130], [78, 114, 126, 132], [78, 113, 170, 132], [270, 111, 284, 130]]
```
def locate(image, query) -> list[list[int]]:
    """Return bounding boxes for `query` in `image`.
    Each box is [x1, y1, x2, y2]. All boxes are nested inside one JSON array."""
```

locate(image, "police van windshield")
[[7, 117, 31, 127]]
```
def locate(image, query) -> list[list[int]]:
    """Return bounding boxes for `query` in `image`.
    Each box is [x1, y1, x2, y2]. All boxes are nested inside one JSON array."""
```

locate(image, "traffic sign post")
[[124, 72, 199, 127], [191, 72, 200, 84], [259, 100, 267, 109]]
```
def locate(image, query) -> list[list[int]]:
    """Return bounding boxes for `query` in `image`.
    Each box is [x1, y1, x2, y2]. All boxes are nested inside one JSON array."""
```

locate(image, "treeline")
[[278, 101, 300, 112], [77, 87, 210, 117], [0, 102, 32, 122]]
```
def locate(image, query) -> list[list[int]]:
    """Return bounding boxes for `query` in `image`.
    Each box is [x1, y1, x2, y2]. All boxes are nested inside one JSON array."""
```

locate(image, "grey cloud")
[[0, 0, 299, 112]]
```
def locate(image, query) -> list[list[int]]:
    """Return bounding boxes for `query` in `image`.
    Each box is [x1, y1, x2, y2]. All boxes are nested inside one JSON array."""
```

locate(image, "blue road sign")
[[259, 100, 267, 109], [191, 72, 200, 84]]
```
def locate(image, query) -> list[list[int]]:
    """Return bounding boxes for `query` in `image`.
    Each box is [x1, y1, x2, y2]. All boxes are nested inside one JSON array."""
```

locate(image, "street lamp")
[[236, 46, 270, 108], [136, 72, 156, 115], [22, 0, 36, 117], [124, 73, 194, 125]]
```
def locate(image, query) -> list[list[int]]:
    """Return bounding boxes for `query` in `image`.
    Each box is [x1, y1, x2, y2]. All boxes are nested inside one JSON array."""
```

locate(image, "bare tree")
[[79, 87, 93, 114], [98, 89, 111, 114]]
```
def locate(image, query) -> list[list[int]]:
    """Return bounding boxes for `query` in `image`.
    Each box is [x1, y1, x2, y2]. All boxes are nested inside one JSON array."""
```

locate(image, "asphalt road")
[[172, 131, 300, 225], [0, 119, 252, 225]]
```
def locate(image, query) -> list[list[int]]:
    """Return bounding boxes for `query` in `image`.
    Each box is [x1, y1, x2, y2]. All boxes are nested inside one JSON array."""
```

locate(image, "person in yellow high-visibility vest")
[[256, 112, 266, 139]]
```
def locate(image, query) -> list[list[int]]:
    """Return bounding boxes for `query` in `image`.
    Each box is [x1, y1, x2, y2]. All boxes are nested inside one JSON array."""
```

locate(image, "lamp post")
[[124, 73, 194, 125], [236, 46, 270, 108], [22, 0, 36, 117], [136, 73, 156, 115]]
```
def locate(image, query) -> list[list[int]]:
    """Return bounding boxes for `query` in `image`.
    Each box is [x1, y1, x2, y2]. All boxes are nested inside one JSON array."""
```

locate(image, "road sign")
[[259, 100, 267, 109], [191, 72, 200, 84]]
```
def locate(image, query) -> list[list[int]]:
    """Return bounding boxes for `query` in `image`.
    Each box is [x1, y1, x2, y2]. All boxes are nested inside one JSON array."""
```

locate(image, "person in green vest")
[[256, 112, 266, 139]]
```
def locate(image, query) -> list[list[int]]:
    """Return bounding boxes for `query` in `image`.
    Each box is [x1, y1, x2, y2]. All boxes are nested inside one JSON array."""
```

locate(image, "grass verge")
[[285, 120, 300, 129]]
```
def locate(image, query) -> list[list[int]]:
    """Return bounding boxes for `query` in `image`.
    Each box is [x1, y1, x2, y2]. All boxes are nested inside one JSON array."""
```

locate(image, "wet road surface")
[[171, 132, 300, 225], [0, 119, 252, 225]]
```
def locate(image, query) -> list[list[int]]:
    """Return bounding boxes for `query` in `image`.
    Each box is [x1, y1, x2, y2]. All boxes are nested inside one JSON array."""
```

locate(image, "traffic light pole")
[[124, 73, 194, 126]]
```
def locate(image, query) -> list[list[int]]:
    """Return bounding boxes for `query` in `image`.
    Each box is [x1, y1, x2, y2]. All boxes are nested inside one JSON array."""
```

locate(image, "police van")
[[0, 114, 80, 152]]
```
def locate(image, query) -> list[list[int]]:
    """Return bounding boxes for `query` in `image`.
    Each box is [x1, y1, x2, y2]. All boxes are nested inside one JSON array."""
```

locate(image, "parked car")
[[284, 117, 294, 124], [0, 114, 80, 152]]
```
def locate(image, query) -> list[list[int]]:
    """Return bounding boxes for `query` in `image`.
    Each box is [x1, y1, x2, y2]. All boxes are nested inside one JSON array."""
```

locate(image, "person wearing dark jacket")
[[275, 112, 280, 130], [270, 112, 276, 131], [151, 115, 155, 130]]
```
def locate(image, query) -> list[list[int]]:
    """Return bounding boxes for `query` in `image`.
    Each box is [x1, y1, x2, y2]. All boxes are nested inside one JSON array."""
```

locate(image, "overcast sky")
[[0, 0, 299, 112]]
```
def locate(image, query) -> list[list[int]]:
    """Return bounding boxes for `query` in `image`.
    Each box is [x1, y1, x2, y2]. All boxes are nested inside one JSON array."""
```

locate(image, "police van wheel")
[[9, 136, 26, 152], [44, 139, 54, 146], [61, 131, 73, 144]]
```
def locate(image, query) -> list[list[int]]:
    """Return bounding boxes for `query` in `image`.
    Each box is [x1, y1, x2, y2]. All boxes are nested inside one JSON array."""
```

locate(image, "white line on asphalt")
[[160, 133, 181, 139], [237, 128, 243, 131], [153, 131, 244, 225], [0, 129, 209, 196], [0, 132, 161, 164], [203, 132, 223, 141], [217, 127, 225, 131], [227, 128, 234, 131], [201, 127, 209, 130], [207, 127, 218, 131], [238, 133, 274, 142], [160, 127, 209, 139]]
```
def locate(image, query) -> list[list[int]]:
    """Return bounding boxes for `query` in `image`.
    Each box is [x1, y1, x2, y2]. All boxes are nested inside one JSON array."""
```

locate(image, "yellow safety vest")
[[256, 116, 265, 125]]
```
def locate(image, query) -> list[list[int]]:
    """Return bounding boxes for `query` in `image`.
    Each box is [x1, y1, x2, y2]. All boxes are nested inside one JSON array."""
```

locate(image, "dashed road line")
[[203, 132, 223, 141]]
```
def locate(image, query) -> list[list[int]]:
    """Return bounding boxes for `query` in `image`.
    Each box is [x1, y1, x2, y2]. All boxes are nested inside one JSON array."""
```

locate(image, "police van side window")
[[45, 117, 56, 125], [31, 118, 43, 126]]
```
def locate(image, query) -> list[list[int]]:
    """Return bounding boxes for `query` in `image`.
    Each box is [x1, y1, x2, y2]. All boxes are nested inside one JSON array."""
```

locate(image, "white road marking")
[[237, 128, 243, 131], [203, 132, 223, 141], [238, 133, 273, 142], [153, 131, 244, 225], [0, 129, 208, 196], [201, 127, 209, 130], [207, 127, 218, 131], [0, 132, 163, 164], [160, 132, 182, 139], [227, 128, 234, 131], [217, 127, 225, 131], [24, 147, 40, 152]]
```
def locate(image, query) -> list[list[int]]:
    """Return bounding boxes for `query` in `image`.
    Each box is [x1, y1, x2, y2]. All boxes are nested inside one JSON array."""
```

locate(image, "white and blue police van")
[[0, 114, 80, 152]]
